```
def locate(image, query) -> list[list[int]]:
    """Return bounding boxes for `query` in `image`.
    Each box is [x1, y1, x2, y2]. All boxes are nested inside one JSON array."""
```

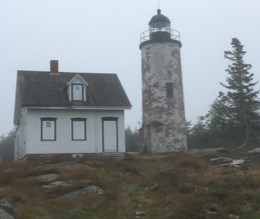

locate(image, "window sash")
[[72, 84, 84, 101], [41, 118, 57, 141], [71, 118, 87, 141]]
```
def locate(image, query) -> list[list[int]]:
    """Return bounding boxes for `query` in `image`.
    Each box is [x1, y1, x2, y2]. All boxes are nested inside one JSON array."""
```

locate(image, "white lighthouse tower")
[[140, 9, 187, 153]]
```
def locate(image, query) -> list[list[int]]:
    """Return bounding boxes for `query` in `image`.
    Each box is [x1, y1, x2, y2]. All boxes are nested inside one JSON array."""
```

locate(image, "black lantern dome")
[[149, 9, 170, 30]]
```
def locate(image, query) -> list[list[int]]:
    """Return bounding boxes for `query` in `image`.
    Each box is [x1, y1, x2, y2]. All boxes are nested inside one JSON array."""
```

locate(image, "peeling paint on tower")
[[139, 9, 187, 153]]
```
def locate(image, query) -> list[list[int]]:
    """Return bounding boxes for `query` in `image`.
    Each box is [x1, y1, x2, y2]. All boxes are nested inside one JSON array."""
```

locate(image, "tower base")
[[140, 122, 187, 154]]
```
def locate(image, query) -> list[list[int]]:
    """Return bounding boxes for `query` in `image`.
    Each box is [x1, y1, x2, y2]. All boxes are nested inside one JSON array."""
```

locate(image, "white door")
[[103, 119, 118, 152]]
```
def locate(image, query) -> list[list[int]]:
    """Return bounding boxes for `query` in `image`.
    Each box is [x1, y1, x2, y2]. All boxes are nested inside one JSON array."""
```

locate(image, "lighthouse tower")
[[140, 9, 187, 153]]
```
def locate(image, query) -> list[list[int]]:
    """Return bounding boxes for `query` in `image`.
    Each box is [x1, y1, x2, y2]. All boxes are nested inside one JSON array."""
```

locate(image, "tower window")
[[166, 82, 174, 98]]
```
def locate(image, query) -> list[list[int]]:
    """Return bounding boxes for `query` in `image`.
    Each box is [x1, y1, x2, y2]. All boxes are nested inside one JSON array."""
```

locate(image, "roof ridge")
[[17, 70, 117, 75]]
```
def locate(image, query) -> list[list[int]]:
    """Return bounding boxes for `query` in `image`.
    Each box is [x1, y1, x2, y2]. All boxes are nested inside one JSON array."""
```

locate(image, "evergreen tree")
[[188, 117, 210, 148], [125, 126, 140, 152], [189, 38, 259, 148], [0, 131, 14, 160], [208, 38, 259, 147]]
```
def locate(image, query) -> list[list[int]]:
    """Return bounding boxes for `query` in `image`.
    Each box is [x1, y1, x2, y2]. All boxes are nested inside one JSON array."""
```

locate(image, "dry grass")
[[0, 151, 260, 219]]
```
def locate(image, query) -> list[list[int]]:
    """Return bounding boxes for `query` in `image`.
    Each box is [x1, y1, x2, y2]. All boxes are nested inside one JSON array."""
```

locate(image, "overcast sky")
[[0, 0, 260, 136]]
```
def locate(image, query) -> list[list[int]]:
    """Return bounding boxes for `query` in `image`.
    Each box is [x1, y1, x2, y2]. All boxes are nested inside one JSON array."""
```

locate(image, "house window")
[[72, 84, 84, 101], [166, 82, 174, 98], [71, 118, 87, 141], [41, 118, 57, 141]]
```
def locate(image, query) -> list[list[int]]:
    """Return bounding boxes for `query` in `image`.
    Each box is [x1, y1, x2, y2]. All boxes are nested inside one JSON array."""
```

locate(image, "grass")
[[33, 209, 99, 219], [0, 151, 259, 219]]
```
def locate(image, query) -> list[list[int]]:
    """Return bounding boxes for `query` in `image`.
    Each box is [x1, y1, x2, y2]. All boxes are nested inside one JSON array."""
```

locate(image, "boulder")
[[58, 186, 104, 199], [0, 209, 14, 219], [0, 199, 15, 219], [33, 173, 59, 183]]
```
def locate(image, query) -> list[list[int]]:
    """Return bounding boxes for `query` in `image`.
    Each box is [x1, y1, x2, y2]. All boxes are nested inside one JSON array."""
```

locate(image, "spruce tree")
[[220, 38, 259, 147]]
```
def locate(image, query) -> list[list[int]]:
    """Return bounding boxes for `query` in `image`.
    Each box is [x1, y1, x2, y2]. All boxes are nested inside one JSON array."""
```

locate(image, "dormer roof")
[[66, 74, 89, 86]]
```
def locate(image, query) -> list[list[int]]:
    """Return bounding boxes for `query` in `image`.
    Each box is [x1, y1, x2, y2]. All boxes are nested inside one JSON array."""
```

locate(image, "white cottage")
[[13, 60, 131, 160]]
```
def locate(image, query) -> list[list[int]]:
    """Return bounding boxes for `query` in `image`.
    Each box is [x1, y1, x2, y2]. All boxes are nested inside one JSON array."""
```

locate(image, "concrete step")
[[102, 152, 125, 159]]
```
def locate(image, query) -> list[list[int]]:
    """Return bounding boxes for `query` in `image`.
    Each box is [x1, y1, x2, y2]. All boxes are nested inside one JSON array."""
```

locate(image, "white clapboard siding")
[[15, 108, 126, 159]]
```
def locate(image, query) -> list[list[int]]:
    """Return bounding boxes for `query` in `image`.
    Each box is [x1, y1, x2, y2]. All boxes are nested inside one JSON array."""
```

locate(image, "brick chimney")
[[50, 60, 59, 74]]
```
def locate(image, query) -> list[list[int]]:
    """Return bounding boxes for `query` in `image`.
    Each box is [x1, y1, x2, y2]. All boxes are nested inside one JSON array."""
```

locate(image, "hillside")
[[0, 149, 260, 219]]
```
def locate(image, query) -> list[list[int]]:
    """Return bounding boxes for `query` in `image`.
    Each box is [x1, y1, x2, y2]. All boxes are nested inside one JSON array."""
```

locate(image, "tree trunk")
[[238, 121, 250, 149]]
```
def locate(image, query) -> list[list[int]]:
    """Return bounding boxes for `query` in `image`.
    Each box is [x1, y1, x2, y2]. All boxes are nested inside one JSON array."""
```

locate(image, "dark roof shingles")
[[18, 71, 131, 108]]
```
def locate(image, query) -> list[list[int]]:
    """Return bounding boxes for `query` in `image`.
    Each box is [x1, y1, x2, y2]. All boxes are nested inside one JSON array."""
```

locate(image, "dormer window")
[[67, 74, 88, 102], [72, 84, 84, 101]]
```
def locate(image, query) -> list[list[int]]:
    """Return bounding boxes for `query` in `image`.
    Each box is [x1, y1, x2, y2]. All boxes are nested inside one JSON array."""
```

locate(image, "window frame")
[[71, 83, 84, 101], [41, 117, 57, 141], [71, 118, 87, 141]]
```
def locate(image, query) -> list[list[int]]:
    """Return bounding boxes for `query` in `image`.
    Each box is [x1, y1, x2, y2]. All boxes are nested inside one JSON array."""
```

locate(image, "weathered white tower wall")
[[140, 10, 187, 153]]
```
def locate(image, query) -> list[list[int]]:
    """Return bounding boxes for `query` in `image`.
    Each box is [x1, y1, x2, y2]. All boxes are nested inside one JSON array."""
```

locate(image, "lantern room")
[[149, 9, 171, 34], [140, 9, 181, 46]]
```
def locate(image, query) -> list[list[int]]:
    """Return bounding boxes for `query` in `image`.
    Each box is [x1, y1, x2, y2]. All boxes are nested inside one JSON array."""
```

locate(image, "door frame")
[[102, 117, 118, 152]]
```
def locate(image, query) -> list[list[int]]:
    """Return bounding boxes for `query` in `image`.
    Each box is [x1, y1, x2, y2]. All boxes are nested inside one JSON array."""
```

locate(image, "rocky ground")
[[0, 148, 260, 219]]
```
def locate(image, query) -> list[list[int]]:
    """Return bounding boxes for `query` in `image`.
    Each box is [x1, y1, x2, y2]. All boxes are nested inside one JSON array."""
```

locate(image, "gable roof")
[[14, 71, 131, 125]]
